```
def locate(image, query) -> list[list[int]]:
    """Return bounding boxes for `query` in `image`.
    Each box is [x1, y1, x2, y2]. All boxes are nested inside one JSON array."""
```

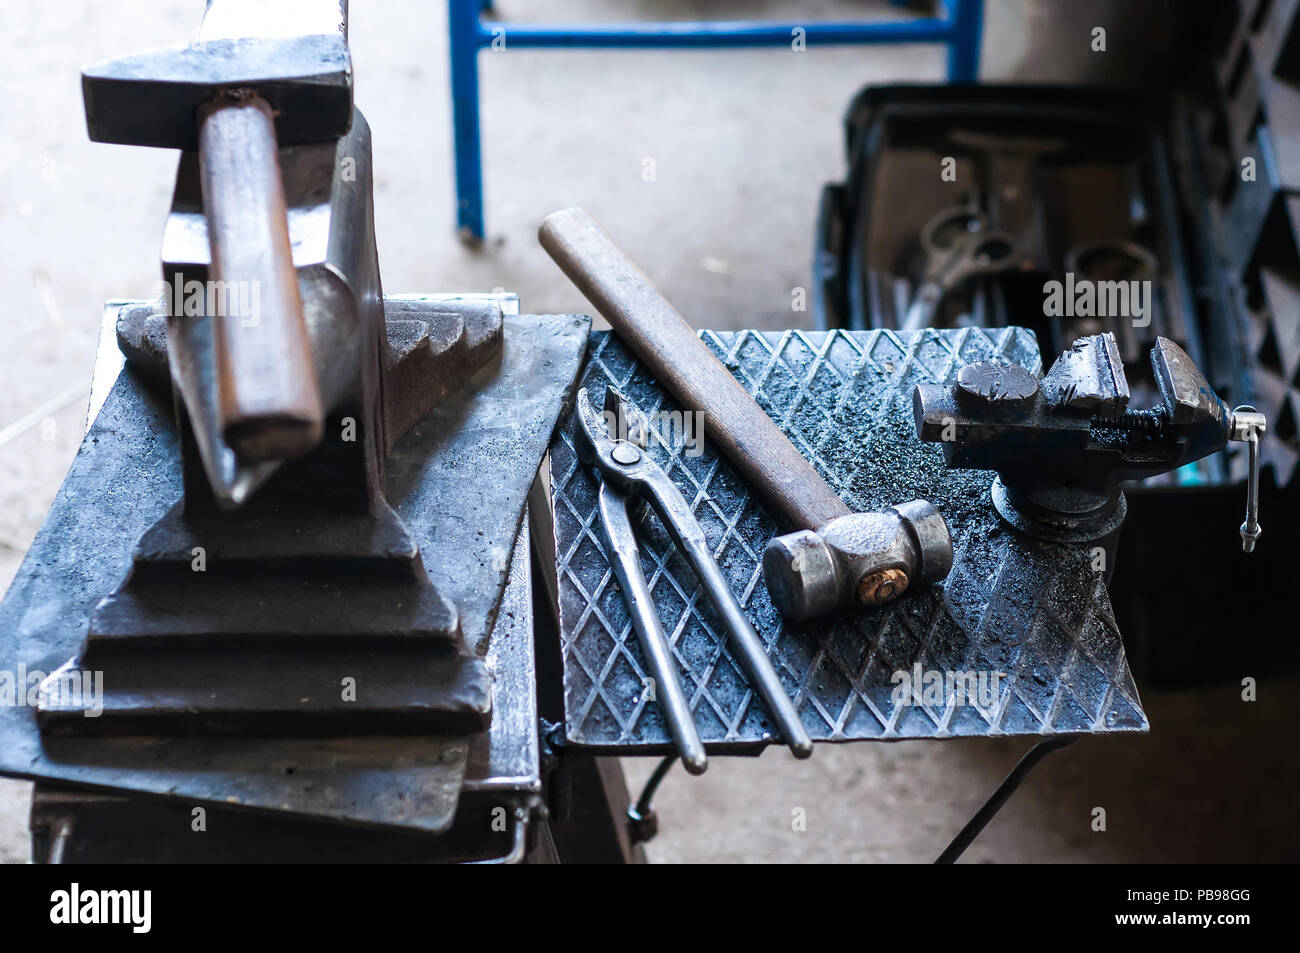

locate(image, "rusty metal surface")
[[549, 328, 1148, 753], [0, 305, 589, 831]]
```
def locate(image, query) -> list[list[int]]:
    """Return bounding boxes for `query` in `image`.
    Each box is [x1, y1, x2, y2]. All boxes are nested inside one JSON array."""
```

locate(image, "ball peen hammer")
[[539, 208, 954, 621]]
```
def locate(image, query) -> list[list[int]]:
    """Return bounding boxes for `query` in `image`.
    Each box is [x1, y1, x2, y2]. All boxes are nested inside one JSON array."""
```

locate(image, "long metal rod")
[[597, 485, 708, 775], [635, 468, 813, 760], [935, 735, 1077, 864], [627, 754, 676, 845], [448, 0, 983, 238]]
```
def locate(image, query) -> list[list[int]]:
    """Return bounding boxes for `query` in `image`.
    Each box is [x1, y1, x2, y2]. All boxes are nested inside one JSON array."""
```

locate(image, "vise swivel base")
[[914, 332, 1265, 551]]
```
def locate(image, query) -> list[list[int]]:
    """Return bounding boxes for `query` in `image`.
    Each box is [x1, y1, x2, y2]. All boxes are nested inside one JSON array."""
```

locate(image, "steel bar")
[[596, 485, 708, 774], [197, 92, 323, 461], [934, 736, 1077, 864]]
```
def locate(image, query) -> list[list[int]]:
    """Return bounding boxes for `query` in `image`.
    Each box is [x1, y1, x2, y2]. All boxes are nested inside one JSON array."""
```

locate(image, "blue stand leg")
[[945, 0, 983, 82], [449, 0, 486, 243]]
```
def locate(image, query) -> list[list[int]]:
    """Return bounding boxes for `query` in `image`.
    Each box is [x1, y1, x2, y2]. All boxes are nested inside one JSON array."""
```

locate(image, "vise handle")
[[539, 207, 849, 533], [198, 91, 324, 462]]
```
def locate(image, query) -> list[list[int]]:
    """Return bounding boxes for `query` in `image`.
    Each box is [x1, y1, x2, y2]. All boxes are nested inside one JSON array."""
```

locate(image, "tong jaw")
[[574, 387, 656, 495], [572, 385, 813, 760]]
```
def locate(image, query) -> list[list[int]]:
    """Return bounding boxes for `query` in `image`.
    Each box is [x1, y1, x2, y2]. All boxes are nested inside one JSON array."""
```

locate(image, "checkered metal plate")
[[548, 328, 1148, 753]]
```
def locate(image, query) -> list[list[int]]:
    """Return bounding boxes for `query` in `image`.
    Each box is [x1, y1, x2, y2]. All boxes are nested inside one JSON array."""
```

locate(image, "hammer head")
[[763, 501, 953, 622], [83, 0, 352, 150]]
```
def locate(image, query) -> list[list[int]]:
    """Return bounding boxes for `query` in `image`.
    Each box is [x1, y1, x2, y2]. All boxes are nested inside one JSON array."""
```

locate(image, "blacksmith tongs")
[[574, 387, 813, 771]]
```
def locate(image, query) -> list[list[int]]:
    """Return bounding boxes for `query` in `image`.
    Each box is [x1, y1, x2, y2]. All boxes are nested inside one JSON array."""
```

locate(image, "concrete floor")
[[1, 0, 1296, 863]]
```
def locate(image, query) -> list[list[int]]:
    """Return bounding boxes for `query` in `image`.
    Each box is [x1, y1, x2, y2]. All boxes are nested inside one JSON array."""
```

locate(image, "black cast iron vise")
[[914, 332, 1265, 550]]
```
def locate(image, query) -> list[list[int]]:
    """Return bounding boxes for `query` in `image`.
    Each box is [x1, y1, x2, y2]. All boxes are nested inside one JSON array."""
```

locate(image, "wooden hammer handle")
[[198, 92, 323, 462], [540, 207, 850, 532]]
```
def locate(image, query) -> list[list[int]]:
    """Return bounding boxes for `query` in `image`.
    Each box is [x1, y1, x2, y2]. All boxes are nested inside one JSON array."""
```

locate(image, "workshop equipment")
[[11, 302, 590, 854], [813, 81, 1300, 683], [1, 0, 593, 857], [539, 208, 953, 622], [580, 390, 709, 775], [575, 387, 811, 763], [84, 0, 353, 506], [82, 0, 356, 474], [34, 0, 504, 736], [547, 326, 1149, 757], [816, 86, 1201, 420], [914, 332, 1266, 552]]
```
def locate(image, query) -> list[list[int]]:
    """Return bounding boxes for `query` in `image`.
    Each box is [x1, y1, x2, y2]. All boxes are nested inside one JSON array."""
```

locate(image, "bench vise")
[[914, 332, 1265, 552]]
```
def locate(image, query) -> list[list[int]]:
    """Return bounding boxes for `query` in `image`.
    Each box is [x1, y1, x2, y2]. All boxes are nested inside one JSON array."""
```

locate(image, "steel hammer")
[[540, 208, 953, 621]]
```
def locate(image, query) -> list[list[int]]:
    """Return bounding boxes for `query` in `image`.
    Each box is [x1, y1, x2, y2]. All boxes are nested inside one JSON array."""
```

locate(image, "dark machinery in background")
[[814, 1, 1300, 684]]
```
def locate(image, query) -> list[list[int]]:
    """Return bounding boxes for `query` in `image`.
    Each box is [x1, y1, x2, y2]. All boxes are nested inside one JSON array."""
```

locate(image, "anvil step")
[[36, 645, 490, 738], [83, 494, 460, 652], [84, 574, 459, 652], [128, 500, 424, 581]]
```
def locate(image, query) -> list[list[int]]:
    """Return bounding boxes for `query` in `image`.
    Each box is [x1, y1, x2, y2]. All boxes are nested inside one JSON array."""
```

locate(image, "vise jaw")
[[914, 333, 1265, 548]]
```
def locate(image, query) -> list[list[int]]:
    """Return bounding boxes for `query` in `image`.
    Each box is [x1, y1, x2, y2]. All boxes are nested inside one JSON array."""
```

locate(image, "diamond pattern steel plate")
[[549, 328, 1149, 753]]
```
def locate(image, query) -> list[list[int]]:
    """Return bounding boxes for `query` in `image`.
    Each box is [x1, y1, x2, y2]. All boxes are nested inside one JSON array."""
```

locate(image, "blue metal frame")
[[449, 0, 983, 241]]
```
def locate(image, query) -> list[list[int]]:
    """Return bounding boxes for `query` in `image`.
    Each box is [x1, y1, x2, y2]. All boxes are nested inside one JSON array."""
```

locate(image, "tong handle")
[[597, 485, 708, 775], [635, 465, 813, 759]]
